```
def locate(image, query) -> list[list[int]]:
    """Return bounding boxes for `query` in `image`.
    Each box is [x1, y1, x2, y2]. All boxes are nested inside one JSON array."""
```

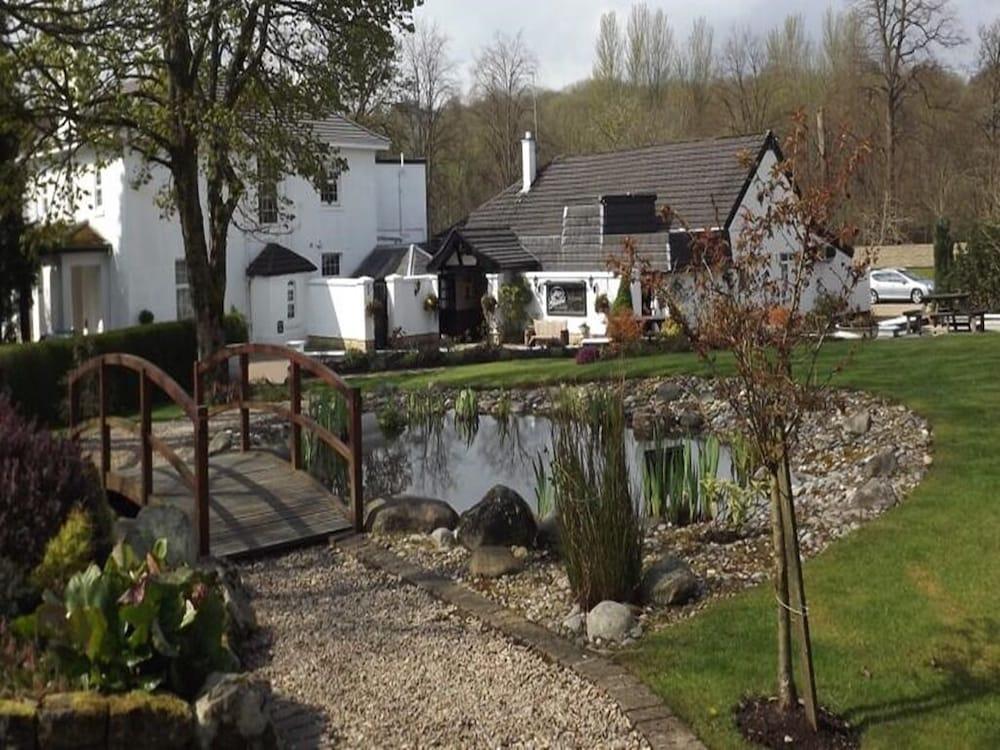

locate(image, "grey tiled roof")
[[247, 243, 317, 277], [462, 132, 771, 272], [428, 226, 540, 272], [307, 114, 390, 149], [353, 244, 432, 279]]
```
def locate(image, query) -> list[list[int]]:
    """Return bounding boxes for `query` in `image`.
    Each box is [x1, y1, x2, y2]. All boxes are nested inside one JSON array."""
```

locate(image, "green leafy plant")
[[641, 435, 723, 525], [946, 223, 1000, 310], [551, 386, 643, 608], [453, 388, 480, 446], [303, 388, 349, 492], [137, 309, 154, 325], [376, 402, 407, 439], [404, 386, 447, 438], [498, 275, 533, 342], [494, 390, 512, 440], [531, 453, 554, 519], [30, 509, 95, 597], [16, 540, 236, 699]]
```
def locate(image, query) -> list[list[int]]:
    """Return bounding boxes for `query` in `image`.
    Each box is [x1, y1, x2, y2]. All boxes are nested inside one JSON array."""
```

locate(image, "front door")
[[438, 271, 486, 340]]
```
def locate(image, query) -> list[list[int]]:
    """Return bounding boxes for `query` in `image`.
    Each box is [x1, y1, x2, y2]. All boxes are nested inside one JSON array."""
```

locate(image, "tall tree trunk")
[[769, 470, 798, 711], [881, 94, 896, 244]]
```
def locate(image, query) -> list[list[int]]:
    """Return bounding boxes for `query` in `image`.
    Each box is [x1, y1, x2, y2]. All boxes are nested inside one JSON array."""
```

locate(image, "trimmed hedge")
[[0, 316, 247, 426]]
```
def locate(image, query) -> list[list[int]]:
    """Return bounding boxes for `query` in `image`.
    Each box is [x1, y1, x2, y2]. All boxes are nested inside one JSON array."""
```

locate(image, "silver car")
[[869, 268, 935, 304]]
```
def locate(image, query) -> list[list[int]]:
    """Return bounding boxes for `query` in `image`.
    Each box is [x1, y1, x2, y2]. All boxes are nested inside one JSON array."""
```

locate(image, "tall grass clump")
[[550, 386, 643, 608], [303, 387, 349, 492]]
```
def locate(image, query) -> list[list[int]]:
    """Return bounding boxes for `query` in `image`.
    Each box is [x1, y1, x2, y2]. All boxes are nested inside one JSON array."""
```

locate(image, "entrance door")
[[71, 265, 103, 334], [372, 279, 389, 349], [439, 271, 486, 340]]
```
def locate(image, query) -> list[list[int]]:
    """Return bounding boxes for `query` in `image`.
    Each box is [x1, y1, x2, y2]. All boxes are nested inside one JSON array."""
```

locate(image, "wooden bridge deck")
[[124, 450, 353, 558]]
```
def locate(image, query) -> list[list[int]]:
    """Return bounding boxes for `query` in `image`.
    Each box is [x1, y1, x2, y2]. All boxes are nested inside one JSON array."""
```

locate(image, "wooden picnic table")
[[902, 308, 925, 335]]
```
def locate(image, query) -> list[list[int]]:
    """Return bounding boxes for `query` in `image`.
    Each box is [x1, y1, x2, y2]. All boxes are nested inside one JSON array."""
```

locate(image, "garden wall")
[[306, 277, 374, 351], [385, 274, 440, 348]]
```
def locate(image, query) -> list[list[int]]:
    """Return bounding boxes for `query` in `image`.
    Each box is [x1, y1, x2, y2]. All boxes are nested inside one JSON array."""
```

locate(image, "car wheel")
[[870, 289, 879, 304], [911, 289, 924, 304]]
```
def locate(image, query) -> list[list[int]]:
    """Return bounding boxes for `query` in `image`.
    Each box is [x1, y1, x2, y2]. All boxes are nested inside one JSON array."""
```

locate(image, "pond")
[[356, 411, 735, 514]]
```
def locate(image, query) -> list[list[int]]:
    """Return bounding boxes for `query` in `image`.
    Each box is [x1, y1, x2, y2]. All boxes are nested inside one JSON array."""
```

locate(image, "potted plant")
[[423, 293, 439, 313], [579, 322, 591, 340]]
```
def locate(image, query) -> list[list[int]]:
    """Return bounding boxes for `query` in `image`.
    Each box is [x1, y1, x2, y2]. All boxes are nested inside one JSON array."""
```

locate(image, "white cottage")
[[28, 114, 429, 349], [428, 131, 869, 342]]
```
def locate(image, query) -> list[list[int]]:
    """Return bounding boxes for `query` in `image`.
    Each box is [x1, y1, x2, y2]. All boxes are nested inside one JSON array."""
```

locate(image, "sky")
[[412, 0, 997, 91]]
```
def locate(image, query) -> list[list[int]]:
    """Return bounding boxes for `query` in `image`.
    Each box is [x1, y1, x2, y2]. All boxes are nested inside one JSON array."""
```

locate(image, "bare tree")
[[721, 26, 774, 134], [594, 11, 625, 83], [625, 3, 675, 98], [678, 17, 716, 132], [395, 22, 457, 228], [854, 0, 966, 242], [471, 31, 538, 190], [974, 20, 1000, 219]]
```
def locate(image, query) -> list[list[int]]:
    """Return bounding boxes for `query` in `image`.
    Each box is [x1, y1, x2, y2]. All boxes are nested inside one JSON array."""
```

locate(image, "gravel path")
[[240, 546, 648, 749]]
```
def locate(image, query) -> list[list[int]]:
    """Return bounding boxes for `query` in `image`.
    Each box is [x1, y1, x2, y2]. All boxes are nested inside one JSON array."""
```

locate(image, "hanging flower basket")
[[423, 293, 439, 312]]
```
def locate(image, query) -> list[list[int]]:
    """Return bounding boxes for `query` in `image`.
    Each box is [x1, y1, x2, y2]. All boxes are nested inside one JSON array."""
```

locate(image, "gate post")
[[239, 352, 250, 451], [349, 387, 363, 532], [290, 361, 302, 470], [194, 403, 210, 557], [139, 369, 153, 504], [99, 360, 111, 485]]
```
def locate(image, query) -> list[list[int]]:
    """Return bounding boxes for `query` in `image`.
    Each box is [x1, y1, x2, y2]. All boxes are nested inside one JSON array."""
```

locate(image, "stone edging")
[[337, 536, 705, 750]]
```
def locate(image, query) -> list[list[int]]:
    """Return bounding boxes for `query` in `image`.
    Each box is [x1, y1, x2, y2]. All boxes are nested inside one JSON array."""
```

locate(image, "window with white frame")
[[94, 168, 103, 209], [321, 252, 341, 277], [320, 168, 340, 205], [258, 165, 278, 224], [175, 259, 194, 319], [287, 280, 296, 319]]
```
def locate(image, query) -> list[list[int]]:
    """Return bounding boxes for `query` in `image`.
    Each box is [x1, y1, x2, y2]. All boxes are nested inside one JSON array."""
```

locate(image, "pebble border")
[[337, 535, 705, 750]]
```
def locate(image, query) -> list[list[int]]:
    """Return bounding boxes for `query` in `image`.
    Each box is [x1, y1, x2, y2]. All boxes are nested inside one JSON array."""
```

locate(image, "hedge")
[[0, 316, 247, 426]]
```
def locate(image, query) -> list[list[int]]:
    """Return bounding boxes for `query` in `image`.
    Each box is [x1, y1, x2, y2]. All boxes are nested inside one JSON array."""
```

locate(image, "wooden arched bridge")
[[67, 344, 362, 558]]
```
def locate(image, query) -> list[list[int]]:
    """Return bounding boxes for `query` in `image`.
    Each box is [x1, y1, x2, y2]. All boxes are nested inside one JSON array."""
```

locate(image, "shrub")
[[933, 217, 953, 292], [340, 348, 370, 373], [15, 540, 237, 699], [0, 395, 108, 582], [137, 309, 154, 325], [550, 387, 643, 608], [30, 509, 95, 597], [0, 315, 247, 426], [498, 276, 533, 342], [946, 224, 1000, 311], [606, 307, 642, 346], [575, 346, 600, 365], [612, 277, 634, 312]]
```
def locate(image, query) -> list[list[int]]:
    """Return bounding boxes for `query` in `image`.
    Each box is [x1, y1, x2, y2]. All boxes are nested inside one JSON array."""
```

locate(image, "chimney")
[[521, 131, 537, 193]]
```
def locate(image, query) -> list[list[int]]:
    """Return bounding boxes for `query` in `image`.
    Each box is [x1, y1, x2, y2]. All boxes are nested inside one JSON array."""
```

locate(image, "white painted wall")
[[307, 277, 373, 347], [249, 271, 313, 344], [385, 274, 439, 338], [375, 160, 428, 245], [518, 271, 641, 337]]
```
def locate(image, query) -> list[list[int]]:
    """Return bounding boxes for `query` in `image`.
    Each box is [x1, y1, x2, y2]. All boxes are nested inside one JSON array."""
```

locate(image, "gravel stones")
[[586, 601, 636, 643], [468, 546, 522, 578], [640, 556, 699, 606], [456, 485, 537, 550], [365, 496, 459, 535], [240, 548, 647, 748]]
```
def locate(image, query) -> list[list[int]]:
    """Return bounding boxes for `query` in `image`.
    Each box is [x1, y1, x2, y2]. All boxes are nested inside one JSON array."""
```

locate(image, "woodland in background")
[[357, 1, 1000, 245]]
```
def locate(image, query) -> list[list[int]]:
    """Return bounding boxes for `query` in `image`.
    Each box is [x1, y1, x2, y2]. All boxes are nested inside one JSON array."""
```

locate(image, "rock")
[[845, 410, 872, 436], [850, 478, 898, 512], [511, 546, 529, 560], [456, 485, 537, 550], [429, 527, 455, 550], [365, 496, 459, 535], [561, 611, 585, 635], [122, 505, 196, 567], [640, 556, 699, 606], [208, 430, 234, 456], [107, 691, 195, 750], [0, 698, 37, 749], [194, 673, 278, 750], [38, 692, 108, 750], [586, 601, 636, 643], [863, 449, 898, 479], [655, 381, 685, 403], [468, 546, 522, 578], [197, 557, 258, 641], [535, 513, 560, 552], [677, 409, 705, 431]]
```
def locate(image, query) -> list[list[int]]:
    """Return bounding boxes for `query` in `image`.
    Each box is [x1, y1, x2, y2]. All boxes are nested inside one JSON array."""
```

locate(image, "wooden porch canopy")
[[427, 226, 540, 273]]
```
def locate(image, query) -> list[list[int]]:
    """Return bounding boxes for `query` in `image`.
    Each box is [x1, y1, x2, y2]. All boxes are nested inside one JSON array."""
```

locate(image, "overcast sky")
[[412, 0, 996, 91]]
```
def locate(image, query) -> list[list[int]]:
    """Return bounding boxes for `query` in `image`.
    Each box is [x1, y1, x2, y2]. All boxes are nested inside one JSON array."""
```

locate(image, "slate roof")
[[353, 244, 432, 279], [427, 226, 540, 272], [40, 221, 111, 255], [308, 114, 390, 149], [458, 132, 773, 272], [246, 243, 317, 277]]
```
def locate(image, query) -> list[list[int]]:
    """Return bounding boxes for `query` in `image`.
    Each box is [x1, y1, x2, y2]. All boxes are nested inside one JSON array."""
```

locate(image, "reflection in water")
[[361, 411, 733, 513]]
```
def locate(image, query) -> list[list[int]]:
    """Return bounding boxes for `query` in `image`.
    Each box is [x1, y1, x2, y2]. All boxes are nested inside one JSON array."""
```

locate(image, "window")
[[778, 252, 793, 285], [321, 252, 341, 277], [258, 166, 278, 224], [175, 259, 193, 319], [286, 280, 296, 319], [545, 282, 587, 316], [94, 168, 103, 209], [320, 169, 340, 205]]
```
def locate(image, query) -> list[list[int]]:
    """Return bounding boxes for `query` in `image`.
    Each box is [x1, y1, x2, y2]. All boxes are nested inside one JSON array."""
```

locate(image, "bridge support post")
[[239, 353, 250, 452], [99, 362, 111, 486], [195, 404, 210, 557], [290, 362, 302, 470], [350, 388, 363, 532], [139, 370, 153, 504]]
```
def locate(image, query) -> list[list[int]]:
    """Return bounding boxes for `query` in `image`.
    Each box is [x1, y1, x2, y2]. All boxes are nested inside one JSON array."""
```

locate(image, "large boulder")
[[197, 557, 258, 642], [208, 430, 234, 456], [120, 505, 196, 567], [640, 556, 699, 606], [845, 410, 872, 436], [468, 546, 522, 578], [850, 478, 898, 512], [365, 496, 459, 535], [586, 601, 636, 643], [655, 381, 685, 403], [194, 673, 278, 750], [863, 449, 898, 479], [456, 485, 537, 550]]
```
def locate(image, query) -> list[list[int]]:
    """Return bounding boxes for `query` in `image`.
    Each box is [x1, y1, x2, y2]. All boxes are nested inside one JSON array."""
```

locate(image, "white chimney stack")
[[521, 131, 537, 193]]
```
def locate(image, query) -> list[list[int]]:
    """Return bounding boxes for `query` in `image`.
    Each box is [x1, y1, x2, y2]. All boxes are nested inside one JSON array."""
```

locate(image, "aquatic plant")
[[495, 391, 512, 440], [376, 402, 407, 439], [551, 386, 643, 608], [404, 386, 447, 437], [303, 387, 349, 492], [454, 388, 479, 422], [531, 453, 554, 518], [641, 433, 723, 525]]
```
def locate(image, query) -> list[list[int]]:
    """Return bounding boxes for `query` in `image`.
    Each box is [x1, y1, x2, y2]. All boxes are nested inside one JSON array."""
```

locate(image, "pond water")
[[357, 411, 734, 514]]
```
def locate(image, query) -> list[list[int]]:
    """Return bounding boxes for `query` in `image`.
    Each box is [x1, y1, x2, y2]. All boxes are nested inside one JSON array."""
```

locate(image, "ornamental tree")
[[653, 112, 870, 729], [3, 0, 417, 356]]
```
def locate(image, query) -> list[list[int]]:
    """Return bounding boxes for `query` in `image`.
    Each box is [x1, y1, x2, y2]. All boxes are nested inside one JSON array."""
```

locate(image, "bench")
[[947, 310, 986, 333], [901, 309, 925, 335], [524, 319, 569, 348]]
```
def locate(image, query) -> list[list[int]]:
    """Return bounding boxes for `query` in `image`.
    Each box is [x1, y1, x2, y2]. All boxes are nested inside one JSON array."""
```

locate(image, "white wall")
[[375, 161, 428, 245], [307, 277, 373, 348], [385, 274, 439, 338], [518, 271, 641, 337], [249, 272, 312, 344]]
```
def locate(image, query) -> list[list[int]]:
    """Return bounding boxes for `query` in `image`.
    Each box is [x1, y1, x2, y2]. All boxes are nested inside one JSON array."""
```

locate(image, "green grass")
[[906, 266, 936, 281], [359, 336, 1000, 748]]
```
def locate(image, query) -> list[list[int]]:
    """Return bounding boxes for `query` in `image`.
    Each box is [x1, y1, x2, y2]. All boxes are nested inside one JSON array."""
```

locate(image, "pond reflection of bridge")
[[68, 345, 362, 558]]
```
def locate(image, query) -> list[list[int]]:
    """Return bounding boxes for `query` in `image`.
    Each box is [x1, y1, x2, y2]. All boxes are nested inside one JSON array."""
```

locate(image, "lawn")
[[357, 335, 1000, 749]]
